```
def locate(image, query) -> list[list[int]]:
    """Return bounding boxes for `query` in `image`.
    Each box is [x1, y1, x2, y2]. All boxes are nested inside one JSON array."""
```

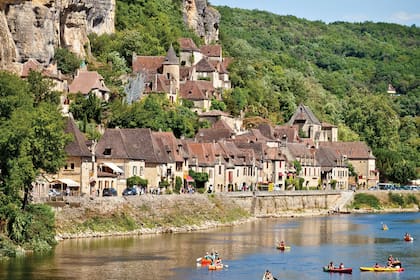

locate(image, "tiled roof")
[[152, 131, 184, 162], [319, 142, 375, 159], [200, 44, 221, 57], [288, 103, 321, 125], [196, 58, 216, 72], [96, 128, 165, 163], [195, 128, 233, 142], [286, 143, 313, 158], [273, 125, 299, 142], [21, 59, 42, 77], [198, 110, 230, 117], [68, 70, 110, 94], [163, 45, 179, 65], [186, 142, 217, 167], [180, 66, 193, 80], [64, 117, 92, 157], [132, 56, 165, 74], [234, 129, 270, 143], [178, 38, 200, 51], [316, 146, 343, 168], [212, 119, 233, 132], [179, 80, 214, 100], [257, 123, 275, 139]]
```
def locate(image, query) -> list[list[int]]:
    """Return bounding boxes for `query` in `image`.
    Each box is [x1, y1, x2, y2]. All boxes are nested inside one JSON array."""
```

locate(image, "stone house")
[[152, 131, 188, 190], [288, 103, 338, 143], [319, 142, 379, 188], [316, 145, 348, 190], [52, 117, 94, 196], [179, 80, 217, 113], [95, 128, 171, 195], [68, 69, 110, 101], [280, 143, 320, 189]]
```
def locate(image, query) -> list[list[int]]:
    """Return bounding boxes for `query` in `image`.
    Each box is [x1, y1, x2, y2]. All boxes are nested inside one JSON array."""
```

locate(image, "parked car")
[[102, 187, 117, 196], [122, 187, 138, 196], [48, 189, 61, 197]]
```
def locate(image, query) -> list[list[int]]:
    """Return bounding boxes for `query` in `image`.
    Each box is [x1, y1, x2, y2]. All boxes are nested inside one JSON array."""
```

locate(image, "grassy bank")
[[349, 191, 420, 211]]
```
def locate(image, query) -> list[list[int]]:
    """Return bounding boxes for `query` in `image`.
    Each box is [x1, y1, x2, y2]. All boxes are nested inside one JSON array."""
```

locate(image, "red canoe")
[[323, 266, 353, 274]]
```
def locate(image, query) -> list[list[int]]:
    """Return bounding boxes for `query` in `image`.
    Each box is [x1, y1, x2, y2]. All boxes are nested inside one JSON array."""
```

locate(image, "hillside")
[[211, 6, 419, 183]]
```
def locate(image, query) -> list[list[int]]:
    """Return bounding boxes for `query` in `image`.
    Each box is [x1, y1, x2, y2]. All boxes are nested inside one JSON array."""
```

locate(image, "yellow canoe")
[[360, 267, 404, 272]]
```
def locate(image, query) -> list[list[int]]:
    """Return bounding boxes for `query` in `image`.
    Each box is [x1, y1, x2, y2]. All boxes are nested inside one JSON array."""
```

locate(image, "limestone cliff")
[[0, 0, 115, 70], [183, 0, 220, 44]]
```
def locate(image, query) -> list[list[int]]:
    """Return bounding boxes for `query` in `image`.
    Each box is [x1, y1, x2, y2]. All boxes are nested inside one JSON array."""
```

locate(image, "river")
[[0, 212, 419, 280]]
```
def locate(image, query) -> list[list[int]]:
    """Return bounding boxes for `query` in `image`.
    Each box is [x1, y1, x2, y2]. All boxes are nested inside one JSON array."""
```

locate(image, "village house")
[[68, 68, 110, 102], [51, 116, 94, 196], [319, 142, 378, 188]]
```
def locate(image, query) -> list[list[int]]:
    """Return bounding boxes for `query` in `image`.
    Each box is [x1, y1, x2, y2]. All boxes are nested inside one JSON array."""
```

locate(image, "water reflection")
[[0, 212, 419, 280]]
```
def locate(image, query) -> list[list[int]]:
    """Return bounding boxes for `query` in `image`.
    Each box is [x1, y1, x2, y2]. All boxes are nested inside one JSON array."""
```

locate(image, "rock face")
[[183, 0, 220, 44], [0, 0, 115, 70]]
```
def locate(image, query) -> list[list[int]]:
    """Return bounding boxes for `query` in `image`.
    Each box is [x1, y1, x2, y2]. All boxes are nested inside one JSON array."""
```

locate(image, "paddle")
[[196, 257, 202, 262]]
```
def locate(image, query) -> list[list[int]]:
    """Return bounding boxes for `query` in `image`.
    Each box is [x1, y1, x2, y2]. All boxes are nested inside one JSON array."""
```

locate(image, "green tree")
[[54, 48, 80, 75]]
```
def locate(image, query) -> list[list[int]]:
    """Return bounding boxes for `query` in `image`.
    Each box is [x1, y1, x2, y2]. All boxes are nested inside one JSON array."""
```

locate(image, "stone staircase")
[[331, 191, 354, 212]]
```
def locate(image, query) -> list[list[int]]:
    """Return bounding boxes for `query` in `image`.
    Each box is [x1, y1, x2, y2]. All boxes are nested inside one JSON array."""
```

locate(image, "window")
[[140, 166, 144, 176], [219, 165, 222, 175], [70, 163, 75, 170], [237, 169, 239, 177], [133, 166, 137, 175], [104, 147, 111, 155]]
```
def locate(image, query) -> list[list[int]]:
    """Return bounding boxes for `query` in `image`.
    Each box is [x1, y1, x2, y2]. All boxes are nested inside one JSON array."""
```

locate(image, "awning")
[[56, 179, 79, 187], [185, 175, 194, 182], [103, 162, 124, 174]]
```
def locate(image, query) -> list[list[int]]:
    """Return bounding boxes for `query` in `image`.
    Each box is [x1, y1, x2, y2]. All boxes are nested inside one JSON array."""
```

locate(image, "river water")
[[0, 212, 419, 280]]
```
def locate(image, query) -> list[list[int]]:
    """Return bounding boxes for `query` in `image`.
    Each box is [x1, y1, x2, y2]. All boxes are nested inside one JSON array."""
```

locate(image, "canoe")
[[404, 236, 414, 241], [200, 258, 212, 266], [323, 266, 352, 273], [276, 245, 291, 251], [208, 264, 224, 270], [360, 266, 404, 272]]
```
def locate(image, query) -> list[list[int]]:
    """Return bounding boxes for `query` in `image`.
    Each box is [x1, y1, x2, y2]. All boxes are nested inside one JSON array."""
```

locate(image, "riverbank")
[[52, 191, 420, 240]]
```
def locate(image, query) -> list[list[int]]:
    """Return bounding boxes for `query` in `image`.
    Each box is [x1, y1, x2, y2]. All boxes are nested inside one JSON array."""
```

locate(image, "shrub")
[[388, 192, 405, 207], [352, 193, 381, 209]]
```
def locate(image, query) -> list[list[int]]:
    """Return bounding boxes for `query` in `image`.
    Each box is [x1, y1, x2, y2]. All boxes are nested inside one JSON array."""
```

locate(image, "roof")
[[64, 117, 92, 157], [195, 58, 216, 73], [273, 125, 299, 142], [212, 119, 233, 132], [198, 110, 230, 117], [195, 128, 233, 142], [319, 142, 375, 160], [68, 70, 110, 94], [288, 104, 321, 126], [200, 44, 222, 57], [178, 38, 200, 52], [162, 45, 179, 65], [179, 80, 215, 101], [96, 128, 166, 163], [132, 56, 165, 74]]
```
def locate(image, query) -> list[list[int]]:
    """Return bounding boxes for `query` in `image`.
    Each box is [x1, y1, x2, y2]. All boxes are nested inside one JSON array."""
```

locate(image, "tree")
[[54, 48, 80, 75]]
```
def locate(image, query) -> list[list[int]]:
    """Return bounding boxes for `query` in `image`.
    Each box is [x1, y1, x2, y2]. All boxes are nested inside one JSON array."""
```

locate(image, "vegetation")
[[0, 71, 70, 257], [351, 193, 381, 210], [213, 6, 419, 183]]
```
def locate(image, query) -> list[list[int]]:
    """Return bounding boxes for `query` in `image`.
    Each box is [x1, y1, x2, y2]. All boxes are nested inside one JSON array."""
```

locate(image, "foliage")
[[388, 192, 405, 207], [0, 71, 69, 256], [127, 176, 148, 188], [175, 176, 183, 194], [54, 48, 80, 75], [70, 93, 104, 124], [214, 6, 420, 182], [293, 160, 302, 176], [351, 193, 381, 209], [108, 94, 202, 138], [188, 170, 209, 189]]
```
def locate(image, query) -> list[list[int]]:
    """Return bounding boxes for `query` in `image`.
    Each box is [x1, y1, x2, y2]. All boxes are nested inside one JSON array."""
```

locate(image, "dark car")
[[102, 187, 117, 196], [122, 187, 138, 196]]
